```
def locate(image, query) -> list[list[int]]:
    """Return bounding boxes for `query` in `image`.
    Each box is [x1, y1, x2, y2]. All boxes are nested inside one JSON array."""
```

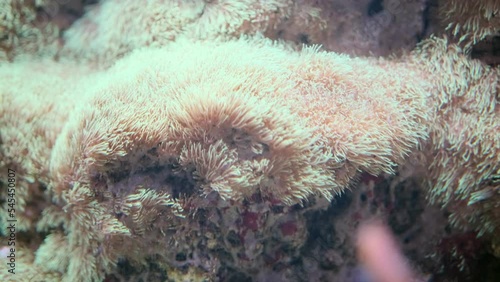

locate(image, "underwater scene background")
[[0, 0, 499, 281]]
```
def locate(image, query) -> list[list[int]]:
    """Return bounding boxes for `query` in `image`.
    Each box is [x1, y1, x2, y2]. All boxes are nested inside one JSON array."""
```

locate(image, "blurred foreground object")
[[357, 222, 416, 282]]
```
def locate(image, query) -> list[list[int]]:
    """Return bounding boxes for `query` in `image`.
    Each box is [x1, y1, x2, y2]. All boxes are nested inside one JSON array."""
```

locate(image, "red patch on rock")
[[242, 211, 259, 231], [279, 221, 298, 236]]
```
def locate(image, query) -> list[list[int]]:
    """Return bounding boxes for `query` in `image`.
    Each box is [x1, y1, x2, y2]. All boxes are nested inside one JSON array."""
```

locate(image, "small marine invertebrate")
[[61, 0, 325, 66], [0, 0, 68, 61], [60, 0, 204, 64], [1, 37, 435, 280], [0, 60, 94, 233], [303, 0, 428, 56], [407, 36, 500, 237], [440, 0, 500, 48], [0, 245, 61, 281]]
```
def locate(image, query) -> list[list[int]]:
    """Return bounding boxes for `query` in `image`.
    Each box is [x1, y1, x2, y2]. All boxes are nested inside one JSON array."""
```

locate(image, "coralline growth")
[[0, 0, 499, 281]]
